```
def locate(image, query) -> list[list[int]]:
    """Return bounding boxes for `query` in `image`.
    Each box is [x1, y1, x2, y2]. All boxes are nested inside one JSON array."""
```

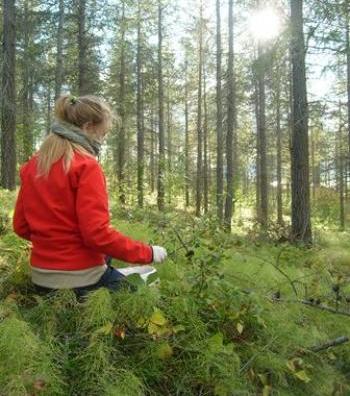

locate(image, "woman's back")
[[16, 151, 106, 271]]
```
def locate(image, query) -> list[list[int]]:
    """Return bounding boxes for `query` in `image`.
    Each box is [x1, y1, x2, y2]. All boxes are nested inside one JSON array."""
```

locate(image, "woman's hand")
[[151, 246, 167, 263]]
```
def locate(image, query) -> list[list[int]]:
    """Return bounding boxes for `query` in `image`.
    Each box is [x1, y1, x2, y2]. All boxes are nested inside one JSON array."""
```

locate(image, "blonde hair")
[[36, 94, 114, 178]]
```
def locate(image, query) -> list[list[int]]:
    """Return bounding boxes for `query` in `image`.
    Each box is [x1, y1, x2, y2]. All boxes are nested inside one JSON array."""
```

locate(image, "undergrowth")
[[0, 189, 350, 395]]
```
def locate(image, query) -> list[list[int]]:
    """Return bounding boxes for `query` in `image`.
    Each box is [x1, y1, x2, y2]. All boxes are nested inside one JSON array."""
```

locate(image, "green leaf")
[[236, 322, 244, 334], [208, 332, 224, 352], [263, 385, 272, 396], [149, 309, 167, 326], [258, 373, 268, 386], [286, 360, 295, 372], [172, 324, 185, 334], [294, 370, 311, 383], [156, 342, 173, 360]]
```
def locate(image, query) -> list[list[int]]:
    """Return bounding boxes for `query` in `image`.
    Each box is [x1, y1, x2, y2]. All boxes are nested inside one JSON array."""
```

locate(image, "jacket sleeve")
[[13, 171, 31, 241], [76, 160, 153, 264]]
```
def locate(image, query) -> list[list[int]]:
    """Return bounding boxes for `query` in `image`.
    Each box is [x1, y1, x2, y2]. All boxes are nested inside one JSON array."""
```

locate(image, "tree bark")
[[1, 0, 16, 190], [254, 78, 261, 220], [195, 0, 203, 217], [77, 0, 88, 95], [338, 103, 345, 230], [117, 1, 126, 205], [184, 59, 190, 208], [166, 77, 172, 204], [276, 66, 283, 225], [203, 58, 208, 214], [224, 0, 235, 231], [346, 3, 350, 199], [216, 0, 224, 223], [22, 0, 33, 162], [157, 0, 165, 211], [55, 0, 64, 100], [257, 41, 268, 227], [150, 108, 155, 193], [137, 0, 144, 208], [290, 0, 312, 243]]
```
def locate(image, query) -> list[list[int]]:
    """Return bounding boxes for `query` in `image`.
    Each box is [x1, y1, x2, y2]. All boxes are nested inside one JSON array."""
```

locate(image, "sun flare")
[[248, 8, 281, 42]]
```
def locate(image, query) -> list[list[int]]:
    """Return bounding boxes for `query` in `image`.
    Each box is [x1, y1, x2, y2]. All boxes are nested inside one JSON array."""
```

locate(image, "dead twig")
[[309, 336, 349, 353], [274, 297, 350, 318]]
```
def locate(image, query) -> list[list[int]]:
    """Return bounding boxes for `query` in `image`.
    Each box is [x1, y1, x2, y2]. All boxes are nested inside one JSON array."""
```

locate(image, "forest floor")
[[1, 188, 350, 395]]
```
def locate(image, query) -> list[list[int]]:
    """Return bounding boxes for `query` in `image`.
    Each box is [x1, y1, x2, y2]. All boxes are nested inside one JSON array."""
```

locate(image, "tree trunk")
[[137, 0, 144, 208], [157, 0, 165, 211], [150, 108, 155, 193], [55, 0, 64, 100], [166, 78, 172, 204], [338, 103, 345, 230], [203, 58, 208, 214], [184, 59, 190, 208], [77, 0, 87, 95], [22, 0, 33, 162], [224, 0, 235, 231], [117, 1, 126, 205], [195, 0, 203, 217], [311, 129, 315, 201], [1, 0, 16, 190], [346, 3, 350, 198], [254, 78, 261, 220], [257, 41, 268, 227], [216, 0, 224, 223], [290, 0, 312, 243], [46, 84, 52, 135], [276, 66, 283, 225]]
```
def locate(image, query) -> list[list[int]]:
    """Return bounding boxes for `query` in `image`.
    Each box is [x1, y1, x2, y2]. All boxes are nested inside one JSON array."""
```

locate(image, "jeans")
[[34, 256, 137, 298]]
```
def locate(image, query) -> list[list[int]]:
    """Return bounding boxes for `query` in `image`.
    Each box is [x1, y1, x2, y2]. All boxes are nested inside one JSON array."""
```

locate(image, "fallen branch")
[[310, 336, 349, 353], [300, 299, 350, 317], [274, 297, 350, 318]]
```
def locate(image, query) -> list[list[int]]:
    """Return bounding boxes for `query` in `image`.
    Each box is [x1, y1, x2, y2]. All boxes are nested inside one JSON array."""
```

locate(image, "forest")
[[1, 0, 350, 395]]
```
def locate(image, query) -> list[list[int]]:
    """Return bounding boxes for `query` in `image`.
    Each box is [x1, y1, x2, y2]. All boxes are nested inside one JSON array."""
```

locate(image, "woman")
[[13, 94, 167, 296]]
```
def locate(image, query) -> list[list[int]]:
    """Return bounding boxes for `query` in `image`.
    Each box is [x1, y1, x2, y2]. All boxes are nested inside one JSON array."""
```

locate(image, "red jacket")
[[13, 151, 153, 270]]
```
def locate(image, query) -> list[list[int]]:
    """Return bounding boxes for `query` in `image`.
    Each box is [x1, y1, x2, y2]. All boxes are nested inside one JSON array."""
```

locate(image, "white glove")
[[151, 246, 167, 263]]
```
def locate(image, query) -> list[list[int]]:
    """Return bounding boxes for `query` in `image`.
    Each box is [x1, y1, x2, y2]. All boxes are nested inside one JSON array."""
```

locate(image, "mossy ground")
[[1, 188, 350, 395]]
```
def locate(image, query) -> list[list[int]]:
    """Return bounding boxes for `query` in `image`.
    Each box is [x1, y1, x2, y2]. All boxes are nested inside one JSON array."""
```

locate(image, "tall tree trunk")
[[1, 0, 16, 190], [46, 84, 52, 135], [224, 0, 235, 231], [346, 3, 350, 198], [203, 58, 208, 214], [184, 59, 190, 208], [150, 108, 155, 193], [157, 0, 165, 211], [290, 0, 312, 243], [117, 1, 126, 205], [22, 0, 32, 162], [137, 0, 144, 208], [338, 103, 345, 230], [276, 67, 283, 225], [166, 78, 172, 204], [77, 0, 87, 95], [311, 129, 315, 201], [195, 0, 203, 217], [216, 0, 224, 222], [55, 0, 64, 100], [257, 41, 268, 227], [254, 78, 260, 220]]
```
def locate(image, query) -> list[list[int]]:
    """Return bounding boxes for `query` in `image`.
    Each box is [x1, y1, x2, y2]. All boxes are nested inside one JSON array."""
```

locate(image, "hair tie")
[[69, 95, 77, 105]]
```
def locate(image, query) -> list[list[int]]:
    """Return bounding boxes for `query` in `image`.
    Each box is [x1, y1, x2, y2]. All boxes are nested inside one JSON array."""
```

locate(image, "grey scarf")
[[51, 120, 101, 157]]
